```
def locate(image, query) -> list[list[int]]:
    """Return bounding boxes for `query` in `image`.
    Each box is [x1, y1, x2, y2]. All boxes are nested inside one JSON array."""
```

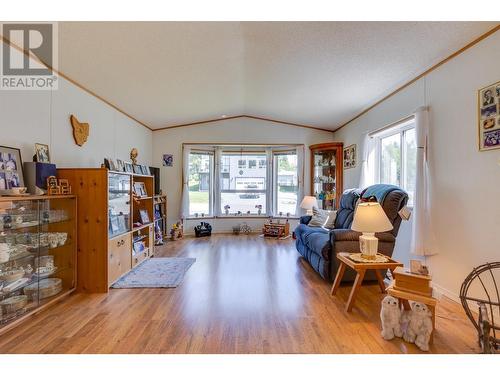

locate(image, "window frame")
[[184, 145, 303, 219], [218, 150, 269, 216], [373, 118, 416, 206], [187, 150, 215, 217], [272, 150, 299, 217]]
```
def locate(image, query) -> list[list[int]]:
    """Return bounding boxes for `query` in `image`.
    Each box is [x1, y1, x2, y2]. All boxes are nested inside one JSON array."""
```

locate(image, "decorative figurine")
[[130, 148, 139, 165]]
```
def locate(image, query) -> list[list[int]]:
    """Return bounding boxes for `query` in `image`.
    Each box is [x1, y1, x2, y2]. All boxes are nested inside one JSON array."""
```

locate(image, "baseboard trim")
[[431, 283, 460, 304]]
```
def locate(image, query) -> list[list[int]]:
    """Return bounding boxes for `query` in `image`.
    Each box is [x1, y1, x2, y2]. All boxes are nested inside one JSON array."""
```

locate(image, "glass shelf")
[[108, 172, 131, 239], [0, 196, 76, 328], [311, 145, 341, 210]]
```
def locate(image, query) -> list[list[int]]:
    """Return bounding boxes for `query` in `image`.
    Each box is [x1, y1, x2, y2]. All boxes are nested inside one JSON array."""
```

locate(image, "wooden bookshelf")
[[57, 168, 155, 292]]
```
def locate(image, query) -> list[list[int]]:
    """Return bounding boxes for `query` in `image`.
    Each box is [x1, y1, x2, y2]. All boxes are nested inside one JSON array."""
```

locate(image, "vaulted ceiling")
[[58, 22, 497, 130]]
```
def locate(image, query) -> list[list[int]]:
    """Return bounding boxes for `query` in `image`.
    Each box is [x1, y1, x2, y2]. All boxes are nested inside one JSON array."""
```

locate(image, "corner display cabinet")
[[0, 195, 77, 333], [57, 168, 155, 292], [309, 142, 343, 210]]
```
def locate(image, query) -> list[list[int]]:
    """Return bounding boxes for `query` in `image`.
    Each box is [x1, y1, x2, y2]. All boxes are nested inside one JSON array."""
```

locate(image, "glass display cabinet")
[[0, 196, 76, 332], [310, 143, 343, 210], [108, 172, 131, 238]]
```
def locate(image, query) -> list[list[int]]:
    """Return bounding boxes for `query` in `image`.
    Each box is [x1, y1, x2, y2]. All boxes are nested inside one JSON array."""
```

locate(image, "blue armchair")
[[294, 185, 408, 281]]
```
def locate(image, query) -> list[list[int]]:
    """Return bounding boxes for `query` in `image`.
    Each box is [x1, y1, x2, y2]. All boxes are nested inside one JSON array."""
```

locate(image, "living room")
[[1, 1, 499, 372]]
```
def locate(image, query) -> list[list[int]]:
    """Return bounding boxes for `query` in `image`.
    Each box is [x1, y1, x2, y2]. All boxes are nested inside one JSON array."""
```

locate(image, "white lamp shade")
[[300, 196, 318, 210], [352, 202, 393, 233]]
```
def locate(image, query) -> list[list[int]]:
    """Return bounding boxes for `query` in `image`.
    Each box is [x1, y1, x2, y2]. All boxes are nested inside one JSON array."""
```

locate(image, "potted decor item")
[[255, 204, 262, 215], [224, 205, 230, 215]]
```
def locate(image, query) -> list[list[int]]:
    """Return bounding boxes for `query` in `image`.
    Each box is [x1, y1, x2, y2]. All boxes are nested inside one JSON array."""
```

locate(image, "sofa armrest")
[[300, 215, 312, 225], [331, 229, 396, 243]]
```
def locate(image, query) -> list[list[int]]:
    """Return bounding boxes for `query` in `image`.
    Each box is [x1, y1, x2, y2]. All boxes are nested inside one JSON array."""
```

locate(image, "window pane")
[[188, 153, 211, 216], [404, 128, 416, 206], [220, 153, 267, 214], [276, 154, 298, 216], [380, 133, 401, 186]]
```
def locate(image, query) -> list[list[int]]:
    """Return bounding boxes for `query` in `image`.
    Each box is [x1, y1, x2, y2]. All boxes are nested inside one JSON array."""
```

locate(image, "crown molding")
[[0, 34, 153, 131], [153, 114, 335, 133]]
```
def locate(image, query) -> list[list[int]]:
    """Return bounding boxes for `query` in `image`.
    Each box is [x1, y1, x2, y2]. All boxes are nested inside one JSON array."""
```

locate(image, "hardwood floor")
[[0, 235, 479, 353]]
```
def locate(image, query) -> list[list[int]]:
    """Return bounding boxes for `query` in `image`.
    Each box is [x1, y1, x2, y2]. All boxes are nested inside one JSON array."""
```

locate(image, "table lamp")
[[351, 202, 393, 259], [300, 196, 317, 215]]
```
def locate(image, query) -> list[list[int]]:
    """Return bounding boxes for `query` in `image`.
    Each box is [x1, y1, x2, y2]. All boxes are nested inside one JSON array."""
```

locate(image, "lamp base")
[[359, 232, 379, 258]]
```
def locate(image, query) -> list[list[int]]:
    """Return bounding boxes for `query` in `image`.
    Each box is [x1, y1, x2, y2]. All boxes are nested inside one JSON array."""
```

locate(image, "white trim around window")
[[183, 144, 304, 219]]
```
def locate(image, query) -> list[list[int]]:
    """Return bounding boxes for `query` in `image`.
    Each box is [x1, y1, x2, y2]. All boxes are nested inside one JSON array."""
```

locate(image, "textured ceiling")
[[57, 22, 497, 130]]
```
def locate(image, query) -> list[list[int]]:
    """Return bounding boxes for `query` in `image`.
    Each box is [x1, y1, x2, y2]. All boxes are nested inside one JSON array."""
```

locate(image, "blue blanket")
[[362, 184, 400, 204]]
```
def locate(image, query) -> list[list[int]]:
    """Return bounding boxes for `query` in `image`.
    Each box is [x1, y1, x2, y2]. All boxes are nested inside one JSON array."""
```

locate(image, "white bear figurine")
[[403, 302, 433, 351], [380, 295, 403, 340]]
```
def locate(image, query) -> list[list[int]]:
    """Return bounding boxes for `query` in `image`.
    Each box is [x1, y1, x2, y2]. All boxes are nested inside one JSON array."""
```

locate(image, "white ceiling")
[[58, 22, 497, 130]]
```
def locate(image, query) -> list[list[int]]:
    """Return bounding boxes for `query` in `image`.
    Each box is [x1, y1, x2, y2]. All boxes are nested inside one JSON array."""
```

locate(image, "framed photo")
[[0, 146, 24, 193], [124, 162, 133, 173], [110, 216, 120, 234], [343, 144, 357, 169], [139, 209, 150, 224], [141, 165, 150, 175], [133, 240, 145, 255], [35, 143, 50, 163], [133, 181, 147, 197], [478, 80, 500, 151], [116, 159, 125, 172], [117, 214, 127, 233], [133, 164, 142, 174], [162, 154, 173, 167]]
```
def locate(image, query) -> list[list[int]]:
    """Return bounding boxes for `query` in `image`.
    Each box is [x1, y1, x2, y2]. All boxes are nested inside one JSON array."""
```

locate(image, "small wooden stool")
[[386, 286, 438, 344]]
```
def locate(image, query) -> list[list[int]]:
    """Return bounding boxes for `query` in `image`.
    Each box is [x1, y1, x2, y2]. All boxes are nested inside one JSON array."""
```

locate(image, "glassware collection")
[[0, 197, 76, 327]]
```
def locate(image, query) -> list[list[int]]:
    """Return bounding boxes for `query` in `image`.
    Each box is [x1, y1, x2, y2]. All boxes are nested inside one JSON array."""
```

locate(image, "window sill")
[[186, 215, 300, 220]]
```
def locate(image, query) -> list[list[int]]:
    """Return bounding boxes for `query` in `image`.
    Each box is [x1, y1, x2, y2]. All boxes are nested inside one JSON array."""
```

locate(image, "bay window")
[[187, 151, 214, 216], [184, 145, 303, 218], [273, 152, 298, 216], [219, 152, 268, 215]]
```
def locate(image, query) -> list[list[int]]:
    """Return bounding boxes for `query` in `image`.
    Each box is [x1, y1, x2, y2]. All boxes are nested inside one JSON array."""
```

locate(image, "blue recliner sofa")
[[294, 184, 408, 281]]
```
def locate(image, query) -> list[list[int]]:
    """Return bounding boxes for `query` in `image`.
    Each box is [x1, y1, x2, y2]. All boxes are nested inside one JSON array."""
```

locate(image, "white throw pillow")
[[308, 207, 337, 229]]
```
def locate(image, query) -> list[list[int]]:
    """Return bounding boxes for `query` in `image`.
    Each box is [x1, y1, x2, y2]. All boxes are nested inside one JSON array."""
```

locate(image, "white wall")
[[152, 117, 333, 232], [333, 31, 500, 301], [0, 40, 152, 169]]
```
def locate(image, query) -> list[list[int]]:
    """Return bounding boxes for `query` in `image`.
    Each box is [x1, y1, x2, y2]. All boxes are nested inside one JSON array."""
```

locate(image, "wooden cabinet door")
[[108, 233, 132, 285]]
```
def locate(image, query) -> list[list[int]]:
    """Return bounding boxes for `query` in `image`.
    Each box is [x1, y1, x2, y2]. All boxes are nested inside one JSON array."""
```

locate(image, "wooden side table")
[[386, 286, 438, 343], [331, 252, 403, 312]]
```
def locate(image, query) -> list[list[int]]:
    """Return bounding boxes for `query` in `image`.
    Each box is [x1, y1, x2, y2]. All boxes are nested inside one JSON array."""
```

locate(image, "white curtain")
[[180, 145, 192, 219], [213, 147, 222, 216], [266, 148, 274, 217], [359, 133, 376, 188], [410, 106, 438, 256], [295, 145, 305, 216]]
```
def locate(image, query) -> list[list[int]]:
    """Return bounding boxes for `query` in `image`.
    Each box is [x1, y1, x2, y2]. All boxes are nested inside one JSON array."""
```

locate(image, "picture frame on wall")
[[478, 80, 500, 151], [34, 143, 50, 163], [343, 144, 357, 169], [0, 145, 25, 193]]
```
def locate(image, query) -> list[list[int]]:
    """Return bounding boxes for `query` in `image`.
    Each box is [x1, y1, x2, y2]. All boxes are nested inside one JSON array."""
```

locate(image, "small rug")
[[111, 257, 196, 288]]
